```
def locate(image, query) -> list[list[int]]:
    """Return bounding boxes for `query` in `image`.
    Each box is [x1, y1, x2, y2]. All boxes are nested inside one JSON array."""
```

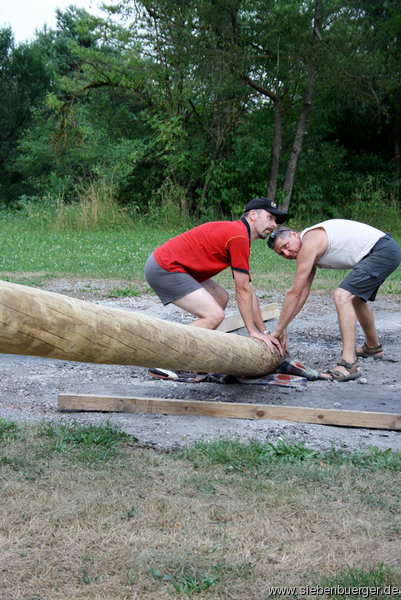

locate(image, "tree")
[[238, 0, 322, 211], [43, 1, 251, 212], [53, 0, 328, 213], [315, 0, 401, 184], [0, 28, 51, 203], [8, 0, 400, 220]]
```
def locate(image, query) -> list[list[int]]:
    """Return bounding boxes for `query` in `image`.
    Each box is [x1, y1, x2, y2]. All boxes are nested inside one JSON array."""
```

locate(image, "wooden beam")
[[0, 280, 282, 376], [217, 303, 279, 332], [58, 394, 401, 431]]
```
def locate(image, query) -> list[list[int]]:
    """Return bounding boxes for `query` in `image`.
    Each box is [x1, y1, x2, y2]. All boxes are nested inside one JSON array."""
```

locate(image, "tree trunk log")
[[0, 280, 282, 376], [280, 0, 322, 213], [268, 92, 282, 201]]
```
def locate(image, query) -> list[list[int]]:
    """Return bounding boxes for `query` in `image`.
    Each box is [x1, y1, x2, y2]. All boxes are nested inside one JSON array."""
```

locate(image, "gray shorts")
[[339, 234, 401, 301], [144, 253, 202, 305]]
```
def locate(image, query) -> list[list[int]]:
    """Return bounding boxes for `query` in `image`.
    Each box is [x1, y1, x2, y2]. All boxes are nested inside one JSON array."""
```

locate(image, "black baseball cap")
[[244, 197, 288, 224]]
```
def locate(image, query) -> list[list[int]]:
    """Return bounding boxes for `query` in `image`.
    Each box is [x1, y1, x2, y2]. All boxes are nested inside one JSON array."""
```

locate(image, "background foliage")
[[0, 0, 400, 226]]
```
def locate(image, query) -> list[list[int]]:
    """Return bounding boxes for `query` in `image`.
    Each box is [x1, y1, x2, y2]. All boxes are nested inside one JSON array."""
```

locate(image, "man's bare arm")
[[251, 286, 268, 333], [233, 270, 283, 355], [271, 243, 319, 339]]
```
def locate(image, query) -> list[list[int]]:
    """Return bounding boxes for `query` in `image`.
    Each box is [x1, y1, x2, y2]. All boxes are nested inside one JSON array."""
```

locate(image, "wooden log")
[[0, 280, 282, 376], [216, 303, 279, 332], [57, 394, 401, 431]]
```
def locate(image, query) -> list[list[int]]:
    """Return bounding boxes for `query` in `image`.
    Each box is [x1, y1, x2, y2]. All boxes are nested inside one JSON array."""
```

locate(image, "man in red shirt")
[[145, 197, 287, 353]]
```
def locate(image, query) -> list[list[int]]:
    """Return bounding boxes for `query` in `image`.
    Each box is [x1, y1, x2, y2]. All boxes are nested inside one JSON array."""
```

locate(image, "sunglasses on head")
[[267, 230, 278, 249]]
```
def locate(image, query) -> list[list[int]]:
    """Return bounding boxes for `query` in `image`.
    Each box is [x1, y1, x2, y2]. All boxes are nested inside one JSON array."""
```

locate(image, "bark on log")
[[0, 280, 282, 376]]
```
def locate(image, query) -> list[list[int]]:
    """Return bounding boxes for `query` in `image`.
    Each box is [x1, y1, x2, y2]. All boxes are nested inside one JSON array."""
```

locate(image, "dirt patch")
[[1, 278, 401, 453]]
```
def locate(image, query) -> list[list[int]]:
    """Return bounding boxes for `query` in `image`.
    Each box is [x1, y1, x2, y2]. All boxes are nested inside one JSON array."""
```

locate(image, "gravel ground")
[[1, 278, 401, 453]]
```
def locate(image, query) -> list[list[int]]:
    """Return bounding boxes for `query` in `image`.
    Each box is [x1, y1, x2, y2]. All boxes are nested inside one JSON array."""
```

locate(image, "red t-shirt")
[[153, 219, 251, 282]]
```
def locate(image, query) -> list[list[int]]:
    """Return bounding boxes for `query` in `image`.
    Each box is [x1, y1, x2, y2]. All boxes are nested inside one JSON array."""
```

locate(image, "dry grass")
[[0, 426, 400, 599]]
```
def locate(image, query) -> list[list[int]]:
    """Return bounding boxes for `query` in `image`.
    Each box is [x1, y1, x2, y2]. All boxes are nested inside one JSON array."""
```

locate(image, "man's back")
[[153, 219, 251, 282], [301, 219, 385, 269]]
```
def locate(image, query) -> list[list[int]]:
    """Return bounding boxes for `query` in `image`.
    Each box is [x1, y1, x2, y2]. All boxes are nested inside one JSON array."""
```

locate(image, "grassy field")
[[1, 420, 401, 600], [0, 205, 400, 294]]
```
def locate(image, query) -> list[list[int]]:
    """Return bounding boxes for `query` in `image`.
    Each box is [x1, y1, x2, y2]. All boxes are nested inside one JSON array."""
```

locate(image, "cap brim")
[[269, 210, 288, 224]]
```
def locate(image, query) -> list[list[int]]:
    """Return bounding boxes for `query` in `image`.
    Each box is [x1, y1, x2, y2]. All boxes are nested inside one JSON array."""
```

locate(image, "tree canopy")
[[0, 0, 399, 221]]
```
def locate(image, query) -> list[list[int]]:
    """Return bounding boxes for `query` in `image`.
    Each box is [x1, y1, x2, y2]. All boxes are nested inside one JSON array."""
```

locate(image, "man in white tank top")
[[267, 219, 401, 381]]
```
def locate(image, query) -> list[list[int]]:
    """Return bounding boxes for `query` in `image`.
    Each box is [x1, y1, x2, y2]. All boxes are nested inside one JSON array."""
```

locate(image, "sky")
[[1, 0, 105, 43]]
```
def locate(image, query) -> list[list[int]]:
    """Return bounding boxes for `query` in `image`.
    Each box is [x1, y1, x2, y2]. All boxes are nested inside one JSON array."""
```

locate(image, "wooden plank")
[[216, 303, 279, 332], [58, 394, 401, 431]]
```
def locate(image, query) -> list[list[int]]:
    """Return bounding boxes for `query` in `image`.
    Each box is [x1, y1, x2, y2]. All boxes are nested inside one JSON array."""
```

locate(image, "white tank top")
[[300, 219, 385, 269]]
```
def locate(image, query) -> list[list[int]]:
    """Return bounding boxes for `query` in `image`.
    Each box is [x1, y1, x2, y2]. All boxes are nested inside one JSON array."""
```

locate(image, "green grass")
[[319, 564, 396, 599], [0, 420, 138, 481], [0, 227, 166, 281], [106, 286, 143, 297], [35, 420, 137, 464], [0, 418, 23, 441], [1, 207, 400, 293], [150, 565, 221, 594], [183, 438, 401, 474]]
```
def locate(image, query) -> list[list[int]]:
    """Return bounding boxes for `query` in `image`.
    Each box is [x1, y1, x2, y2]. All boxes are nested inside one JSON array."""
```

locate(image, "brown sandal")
[[323, 358, 361, 382], [356, 343, 383, 360]]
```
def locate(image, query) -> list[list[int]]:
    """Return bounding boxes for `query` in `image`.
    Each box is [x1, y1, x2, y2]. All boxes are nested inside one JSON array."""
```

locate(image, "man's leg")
[[173, 281, 227, 329], [339, 236, 401, 358], [201, 279, 229, 310], [329, 287, 360, 377], [353, 297, 382, 356]]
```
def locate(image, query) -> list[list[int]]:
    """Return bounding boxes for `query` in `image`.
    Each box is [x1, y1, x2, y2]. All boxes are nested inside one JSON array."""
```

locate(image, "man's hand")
[[271, 328, 289, 354], [250, 330, 283, 356]]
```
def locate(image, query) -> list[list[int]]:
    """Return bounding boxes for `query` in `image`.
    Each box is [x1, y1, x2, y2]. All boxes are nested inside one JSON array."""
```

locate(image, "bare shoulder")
[[300, 227, 328, 263]]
